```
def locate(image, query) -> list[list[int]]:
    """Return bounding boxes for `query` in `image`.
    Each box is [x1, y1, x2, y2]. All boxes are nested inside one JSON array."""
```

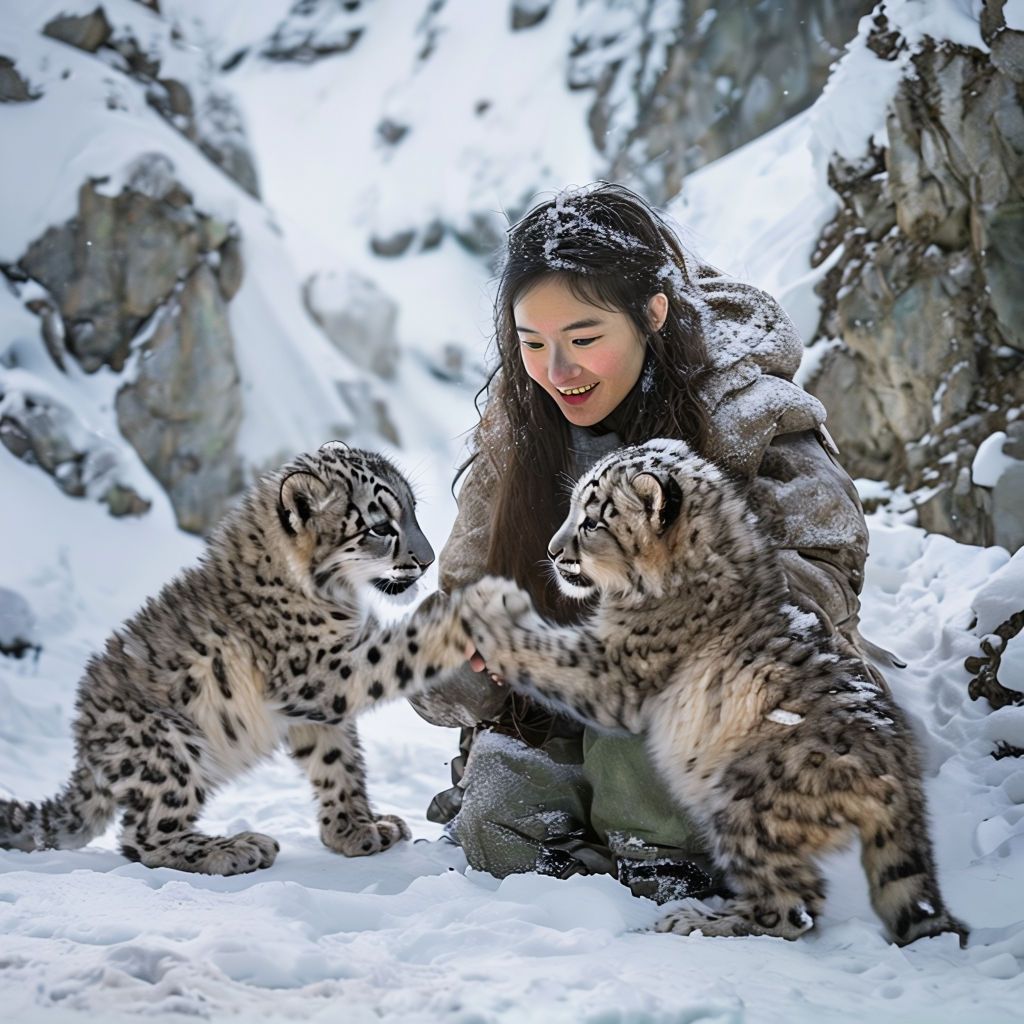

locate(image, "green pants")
[[448, 727, 712, 890]]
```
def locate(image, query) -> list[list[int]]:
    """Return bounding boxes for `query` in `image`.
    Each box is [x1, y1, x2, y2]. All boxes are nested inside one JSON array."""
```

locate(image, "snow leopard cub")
[[463, 439, 967, 947], [0, 443, 473, 875]]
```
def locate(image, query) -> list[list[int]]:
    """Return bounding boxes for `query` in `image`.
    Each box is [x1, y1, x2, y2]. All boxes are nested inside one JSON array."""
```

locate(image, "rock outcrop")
[[807, 3, 1024, 551], [0, 386, 151, 519], [0, 56, 40, 103], [302, 269, 401, 380], [568, 0, 876, 205], [115, 263, 243, 535], [261, 0, 369, 63], [13, 155, 245, 534]]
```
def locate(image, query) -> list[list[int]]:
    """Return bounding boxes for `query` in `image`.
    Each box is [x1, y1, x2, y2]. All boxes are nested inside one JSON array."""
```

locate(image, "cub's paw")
[[651, 899, 755, 938], [321, 813, 411, 856], [146, 830, 280, 876], [896, 909, 970, 948], [462, 575, 535, 624]]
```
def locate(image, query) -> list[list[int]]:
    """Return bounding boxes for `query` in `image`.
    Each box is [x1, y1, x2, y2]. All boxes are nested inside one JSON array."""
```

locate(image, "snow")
[[1002, 634, 1024, 695], [973, 431, 1018, 488], [766, 708, 804, 726], [3, 0, 1023, 1021]]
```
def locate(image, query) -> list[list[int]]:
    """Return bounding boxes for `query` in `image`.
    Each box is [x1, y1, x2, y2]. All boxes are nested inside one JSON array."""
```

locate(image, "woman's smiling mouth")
[[557, 383, 598, 404]]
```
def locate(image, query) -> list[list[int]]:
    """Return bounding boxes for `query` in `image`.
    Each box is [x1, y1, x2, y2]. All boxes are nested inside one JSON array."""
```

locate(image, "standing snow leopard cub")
[[0, 443, 474, 875], [463, 439, 967, 946]]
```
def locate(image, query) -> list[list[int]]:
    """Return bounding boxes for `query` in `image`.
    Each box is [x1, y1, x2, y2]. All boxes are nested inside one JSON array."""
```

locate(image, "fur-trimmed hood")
[[688, 262, 827, 477]]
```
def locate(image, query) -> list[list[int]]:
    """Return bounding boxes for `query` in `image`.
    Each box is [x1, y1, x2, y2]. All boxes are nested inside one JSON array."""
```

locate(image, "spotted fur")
[[0, 443, 471, 874], [463, 439, 968, 946]]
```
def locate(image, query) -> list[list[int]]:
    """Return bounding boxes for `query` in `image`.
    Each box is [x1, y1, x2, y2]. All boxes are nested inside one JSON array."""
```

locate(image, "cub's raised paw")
[[321, 813, 411, 856], [462, 575, 535, 624]]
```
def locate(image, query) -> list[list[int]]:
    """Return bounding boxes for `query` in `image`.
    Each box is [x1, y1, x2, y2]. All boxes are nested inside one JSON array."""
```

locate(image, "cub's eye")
[[367, 523, 396, 539], [581, 516, 599, 532]]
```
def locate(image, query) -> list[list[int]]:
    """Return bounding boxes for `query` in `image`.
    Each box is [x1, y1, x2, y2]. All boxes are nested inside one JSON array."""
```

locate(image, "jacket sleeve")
[[690, 265, 869, 639], [749, 427, 868, 635], [407, 451, 510, 728]]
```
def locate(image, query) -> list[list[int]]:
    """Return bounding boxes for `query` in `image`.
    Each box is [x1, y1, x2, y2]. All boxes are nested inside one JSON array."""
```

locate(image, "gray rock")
[[370, 229, 416, 258], [198, 215, 231, 253], [144, 75, 261, 198], [216, 235, 244, 301], [0, 56, 39, 103], [262, 0, 366, 63], [115, 264, 243, 535], [993, 463, 1024, 552], [20, 161, 202, 372], [451, 209, 505, 258], [16, 156, 248, 376], [982, 203, 1024, 351], [43, 7, 113, 54], [0, 391, 151, 518], [334, 379, 400, 448], [1005, 420, 1024, 459], [14, 159, 247, 534], [511, 0, 552, 32], [195, 90, 261, 199], [303, 269, 401, 380]]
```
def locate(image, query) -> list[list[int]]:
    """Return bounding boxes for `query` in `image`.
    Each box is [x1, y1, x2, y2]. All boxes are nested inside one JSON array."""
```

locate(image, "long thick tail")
[[0, 765, 115, 852]]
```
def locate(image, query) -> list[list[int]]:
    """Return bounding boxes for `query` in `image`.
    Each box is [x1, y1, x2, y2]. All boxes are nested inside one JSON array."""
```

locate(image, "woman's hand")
[[464, 643, 504, 685]]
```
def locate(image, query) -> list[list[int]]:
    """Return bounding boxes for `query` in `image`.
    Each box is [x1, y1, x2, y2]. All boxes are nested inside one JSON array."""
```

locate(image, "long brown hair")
[[462, 183, 712, 618]]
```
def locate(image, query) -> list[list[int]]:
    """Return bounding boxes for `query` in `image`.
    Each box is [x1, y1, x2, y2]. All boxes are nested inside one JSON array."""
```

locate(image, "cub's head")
[[548, 439, 744, 603], [274, 442, 434, 601]]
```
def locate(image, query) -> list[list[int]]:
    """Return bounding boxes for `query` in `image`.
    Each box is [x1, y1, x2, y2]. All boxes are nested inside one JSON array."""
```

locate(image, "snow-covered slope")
[[2, 1, 1023, 1021]]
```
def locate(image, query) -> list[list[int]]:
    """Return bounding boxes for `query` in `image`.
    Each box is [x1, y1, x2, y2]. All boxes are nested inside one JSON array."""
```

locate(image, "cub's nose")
[[547, 547, 563, 561]]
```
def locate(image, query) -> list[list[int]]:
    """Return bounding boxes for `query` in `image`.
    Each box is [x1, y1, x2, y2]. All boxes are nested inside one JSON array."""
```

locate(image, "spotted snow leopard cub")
[[0, 443, 474, 875], [463, 439, 967, 947]]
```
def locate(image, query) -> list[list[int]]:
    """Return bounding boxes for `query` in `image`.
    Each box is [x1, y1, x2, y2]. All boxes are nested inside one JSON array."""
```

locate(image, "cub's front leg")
[[461, 576, 640, 734], [269, 591, 472, 725], [288, 721, 410, 856]]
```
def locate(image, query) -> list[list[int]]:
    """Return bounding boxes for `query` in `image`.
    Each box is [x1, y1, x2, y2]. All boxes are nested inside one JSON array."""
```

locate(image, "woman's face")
[[513, 276, 667, 428]]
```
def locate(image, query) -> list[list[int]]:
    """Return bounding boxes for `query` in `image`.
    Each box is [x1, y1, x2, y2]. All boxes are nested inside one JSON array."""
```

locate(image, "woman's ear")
[[647, 292, 669, 332]]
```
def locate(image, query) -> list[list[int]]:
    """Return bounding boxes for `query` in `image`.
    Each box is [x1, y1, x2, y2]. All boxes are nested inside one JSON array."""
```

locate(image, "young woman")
[[412, 182, 879, 901]]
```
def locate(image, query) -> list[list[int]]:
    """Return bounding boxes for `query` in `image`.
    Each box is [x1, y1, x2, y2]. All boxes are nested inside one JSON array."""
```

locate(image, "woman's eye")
[[571, 337, 599, 347], [519, 339, 544, 350], [368, 523, 396, 538], [581, 516, 599, 532]]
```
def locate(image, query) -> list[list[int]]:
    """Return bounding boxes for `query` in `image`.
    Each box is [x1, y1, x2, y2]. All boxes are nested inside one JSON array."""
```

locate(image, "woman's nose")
[[548, 345, 579, 385]]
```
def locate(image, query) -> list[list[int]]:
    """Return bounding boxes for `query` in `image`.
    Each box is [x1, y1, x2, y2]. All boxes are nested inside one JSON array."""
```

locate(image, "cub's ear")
[[278, 471, 331, 536], [630, 472, 683, 534]]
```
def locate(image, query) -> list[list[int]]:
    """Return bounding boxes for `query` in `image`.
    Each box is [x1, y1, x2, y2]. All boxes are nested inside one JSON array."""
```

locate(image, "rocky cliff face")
[[568, 0, 876, 204], [807, 1, 1024, 552]]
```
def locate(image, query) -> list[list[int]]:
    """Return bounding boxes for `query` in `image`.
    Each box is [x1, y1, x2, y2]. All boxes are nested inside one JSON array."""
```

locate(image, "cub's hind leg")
[[107, 709, 278, 875], [852, 773, 968, 947], [289, 721, 410, 856], [656, 841, 825, 940]]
